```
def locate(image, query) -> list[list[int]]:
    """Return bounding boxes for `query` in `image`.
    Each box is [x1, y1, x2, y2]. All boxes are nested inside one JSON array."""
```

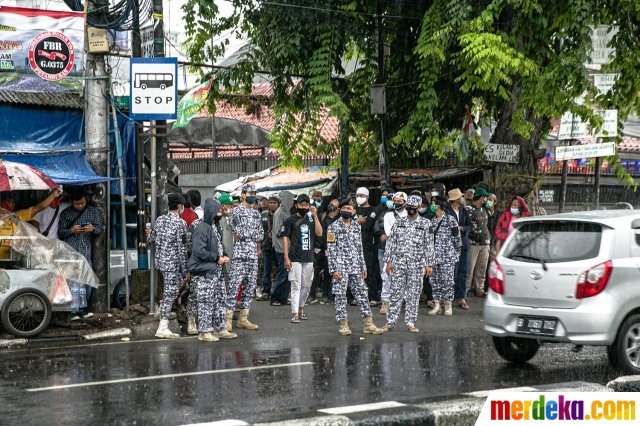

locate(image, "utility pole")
[[85, 0, 110, 312], [131, 0, 148, 269], [376, 1, 390, 189], [153, 0, 168, 215]]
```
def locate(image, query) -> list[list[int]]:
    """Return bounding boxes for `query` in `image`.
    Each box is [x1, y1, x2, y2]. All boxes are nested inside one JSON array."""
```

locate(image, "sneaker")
[[369, 300, 380, 307], [81, 312, 94, 319], [319, 297, 330, 305], [70, 315, 81, 321], [255, 288, 264, 299], [307, 297, 318, 305]]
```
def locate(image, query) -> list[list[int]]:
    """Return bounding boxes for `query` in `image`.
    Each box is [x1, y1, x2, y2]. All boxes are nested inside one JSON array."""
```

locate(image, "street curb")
[[0, 338, 28, 348], [82, 327, 132, 341], [606, 375, 640, 392]]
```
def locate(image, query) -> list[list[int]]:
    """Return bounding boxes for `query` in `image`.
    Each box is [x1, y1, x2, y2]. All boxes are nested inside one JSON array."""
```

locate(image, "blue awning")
[[2, 152, 112, 185]]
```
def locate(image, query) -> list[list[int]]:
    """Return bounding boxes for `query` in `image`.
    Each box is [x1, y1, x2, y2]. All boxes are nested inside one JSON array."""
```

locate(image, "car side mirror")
[[632, 219, 640, 230]]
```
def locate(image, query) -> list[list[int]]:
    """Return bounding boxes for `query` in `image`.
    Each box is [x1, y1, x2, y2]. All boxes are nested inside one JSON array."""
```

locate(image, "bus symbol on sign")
[[134, 72, 174, 90]]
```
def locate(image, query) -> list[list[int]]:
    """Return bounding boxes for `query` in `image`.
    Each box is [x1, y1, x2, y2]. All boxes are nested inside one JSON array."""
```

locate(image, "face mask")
[[386, 200, 394, 209], [380, 196, 388, 205], [246, 196, 257, 204], [394, 203, 405, 211], [418, 207, 427, 214], [297, 207, 309, 216], [485, 201, 494, 209], [510, 207, 520, 215], [429, 204, 437, 214], [313, 200, 322, 208], [214, 215, 222, 223], [431, 191, 439, 197], [327, 204, 337, 212], [340, 210, 353, 219], [407, 207, 417, 216], [356, 196, 366, 206]]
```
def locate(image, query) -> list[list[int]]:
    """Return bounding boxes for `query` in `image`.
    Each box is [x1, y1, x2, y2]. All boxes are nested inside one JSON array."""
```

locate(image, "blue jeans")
[[454, 247, 469, 300], [262, 248, 275, 293], [270, 251, 290, 304]]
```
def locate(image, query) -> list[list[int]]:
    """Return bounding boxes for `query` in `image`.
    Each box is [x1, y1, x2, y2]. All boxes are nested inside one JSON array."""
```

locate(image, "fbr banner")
[[0, 6, 85, 93]]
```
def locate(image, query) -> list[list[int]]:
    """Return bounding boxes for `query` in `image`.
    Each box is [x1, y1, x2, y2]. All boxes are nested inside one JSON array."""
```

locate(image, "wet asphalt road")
[[0, 299, 623, 425]]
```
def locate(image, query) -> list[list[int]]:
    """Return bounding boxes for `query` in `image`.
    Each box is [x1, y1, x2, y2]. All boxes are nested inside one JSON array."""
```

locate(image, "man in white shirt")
[[188, 189, 203, 219], [34, 197, 71, 240]]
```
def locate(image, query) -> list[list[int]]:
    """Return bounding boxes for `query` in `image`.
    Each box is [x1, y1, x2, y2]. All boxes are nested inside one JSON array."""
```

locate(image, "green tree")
[[182, 0, 640, 202]]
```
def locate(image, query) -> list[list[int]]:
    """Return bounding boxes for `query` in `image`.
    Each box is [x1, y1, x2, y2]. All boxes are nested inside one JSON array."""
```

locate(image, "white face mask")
[[418, 207, 427, 214], [510, 207, 520, 215], [356, 196, 366, 206], [430, 191, 439, 197]]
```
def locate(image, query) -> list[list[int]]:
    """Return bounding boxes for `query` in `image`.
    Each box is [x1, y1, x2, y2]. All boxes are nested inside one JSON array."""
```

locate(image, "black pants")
[[320, 255, 334, 300], [270, 251, 291, 304], [423, 276, 433, 301], [310, 250, 324, 297], [363, 246, 380, 301]]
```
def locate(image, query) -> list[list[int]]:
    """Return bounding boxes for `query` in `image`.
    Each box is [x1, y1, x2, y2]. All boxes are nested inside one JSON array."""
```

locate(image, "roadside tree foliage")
[[182, 0, 640, 200]]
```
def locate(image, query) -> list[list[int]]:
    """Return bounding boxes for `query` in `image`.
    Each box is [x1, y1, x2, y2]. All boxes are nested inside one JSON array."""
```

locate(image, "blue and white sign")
[[130, 57, 178, 120]]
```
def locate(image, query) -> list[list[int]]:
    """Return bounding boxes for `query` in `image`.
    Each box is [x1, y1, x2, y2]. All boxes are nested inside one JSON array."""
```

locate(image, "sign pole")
[[559, 153, 568, 213], [150, 124, 157, 312], [593, 138, 601, 210]]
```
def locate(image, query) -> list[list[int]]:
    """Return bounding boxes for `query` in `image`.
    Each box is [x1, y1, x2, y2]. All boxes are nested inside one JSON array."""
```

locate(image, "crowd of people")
[[149, 183, 533, 341]]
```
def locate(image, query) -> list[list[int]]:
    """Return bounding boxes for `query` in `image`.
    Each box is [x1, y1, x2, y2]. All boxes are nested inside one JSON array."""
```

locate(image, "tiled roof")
[[0, 88, 83, 109]]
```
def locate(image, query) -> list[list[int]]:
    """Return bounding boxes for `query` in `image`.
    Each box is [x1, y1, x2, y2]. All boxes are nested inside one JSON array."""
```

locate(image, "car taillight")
[[488, 260, 505, 294], [575, 260, 613, 299]]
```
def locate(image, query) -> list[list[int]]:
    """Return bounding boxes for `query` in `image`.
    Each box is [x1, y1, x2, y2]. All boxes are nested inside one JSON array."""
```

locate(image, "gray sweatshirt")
[[272, 190, 294, 253]]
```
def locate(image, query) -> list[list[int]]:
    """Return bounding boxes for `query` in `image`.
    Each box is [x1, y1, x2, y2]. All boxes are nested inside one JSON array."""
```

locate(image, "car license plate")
[[516, 317, 557, 336]]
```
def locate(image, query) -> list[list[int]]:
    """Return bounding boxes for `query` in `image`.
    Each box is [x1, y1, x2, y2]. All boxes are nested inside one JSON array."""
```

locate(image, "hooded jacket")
[[494, 196, 532, 243], [272, 191, 294, 253], [188, 198, 223, 276]]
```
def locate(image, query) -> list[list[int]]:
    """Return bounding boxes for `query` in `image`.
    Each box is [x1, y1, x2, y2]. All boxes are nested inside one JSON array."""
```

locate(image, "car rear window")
[[504, 221, 602, 263]]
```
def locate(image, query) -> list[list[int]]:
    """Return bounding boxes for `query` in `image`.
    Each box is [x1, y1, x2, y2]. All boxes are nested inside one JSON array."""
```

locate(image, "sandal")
[[291, 316, 300, 323], [299, 312, 308, 320], [459, 300, 469, 310]]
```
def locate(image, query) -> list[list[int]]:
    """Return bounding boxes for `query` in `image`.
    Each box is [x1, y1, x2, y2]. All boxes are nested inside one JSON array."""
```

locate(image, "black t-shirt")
[[283, 213, 316, 263]]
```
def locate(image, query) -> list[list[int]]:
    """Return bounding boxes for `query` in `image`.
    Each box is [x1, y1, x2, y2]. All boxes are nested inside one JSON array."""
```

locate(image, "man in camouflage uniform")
[[188, 199, 237, 342], [327, 199, 384, 336], [384, 195, 435, 333], [226, 184, 264, 331], [150, 193, 188, 339]]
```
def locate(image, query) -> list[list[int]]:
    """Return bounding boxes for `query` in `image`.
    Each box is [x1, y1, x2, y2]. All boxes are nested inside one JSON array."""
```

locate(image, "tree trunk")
[[489, 85, 547, 212]]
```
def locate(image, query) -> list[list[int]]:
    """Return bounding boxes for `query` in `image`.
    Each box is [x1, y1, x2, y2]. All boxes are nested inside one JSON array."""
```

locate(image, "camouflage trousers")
[[193, 274, 227, 333], [387, 265, 423, 327], [227, 257, 258, 310], [187, 281, 198, 318], [159, 271, 181, 320], [332, 273, 372, 322], [431, 263, 456, 301]]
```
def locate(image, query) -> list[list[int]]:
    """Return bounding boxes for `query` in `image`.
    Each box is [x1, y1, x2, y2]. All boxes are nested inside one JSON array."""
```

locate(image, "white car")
[[484, 210, 640, 374]]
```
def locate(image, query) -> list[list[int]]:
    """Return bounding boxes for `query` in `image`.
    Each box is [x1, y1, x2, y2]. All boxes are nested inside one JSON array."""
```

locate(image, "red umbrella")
[[0, 159, 57, 192]]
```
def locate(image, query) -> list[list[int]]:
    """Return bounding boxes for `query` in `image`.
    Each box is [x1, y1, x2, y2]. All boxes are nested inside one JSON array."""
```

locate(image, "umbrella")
[[0, 159, 57, 191]]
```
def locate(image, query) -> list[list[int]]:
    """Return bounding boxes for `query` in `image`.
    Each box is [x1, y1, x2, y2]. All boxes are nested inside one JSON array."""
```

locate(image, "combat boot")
[[155, 320, 179, 339], [213, 329, 238, 339], [198, 332, 219, 342], [363, 316, 384, 334], [443, 301, 453, 317], [427, 301, 441, 316], [187, 316, 198, 335], [338, 319, 352, 336], [407, 323, 419, 333], [237, 309, 259, 330], [225, 309, 234, 332], [380, 302, 389, 315]]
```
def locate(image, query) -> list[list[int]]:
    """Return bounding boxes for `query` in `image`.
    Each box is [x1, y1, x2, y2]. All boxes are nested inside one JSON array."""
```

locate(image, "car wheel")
[[612, 314, 640, 374], [492, 336, 540, 364], [112, 278, 128, 309], [1, 289, 52, 338]]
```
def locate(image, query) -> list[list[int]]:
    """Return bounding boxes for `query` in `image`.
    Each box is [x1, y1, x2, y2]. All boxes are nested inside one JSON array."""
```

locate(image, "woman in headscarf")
[[494, 195, 532, 253], [428, 197, 461, 317]]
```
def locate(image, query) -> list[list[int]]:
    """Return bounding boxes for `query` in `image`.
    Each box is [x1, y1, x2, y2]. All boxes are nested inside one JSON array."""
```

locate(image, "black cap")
[[296, 194, 310, 204], [338, 197, 353, 208], [268, 195, 280, 203], [433, 195, 448, 207], [168, 193, 186, 205]]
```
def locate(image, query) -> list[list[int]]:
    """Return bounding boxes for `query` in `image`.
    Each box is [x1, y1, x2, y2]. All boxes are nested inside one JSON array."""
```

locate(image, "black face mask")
[[394, 203, 405, 211], [297, 208, 309, 216], [407, 207, 417, 216], [327, 204, 337, 212], [340, 211, 353, 219], [213, 215, 222, 223]]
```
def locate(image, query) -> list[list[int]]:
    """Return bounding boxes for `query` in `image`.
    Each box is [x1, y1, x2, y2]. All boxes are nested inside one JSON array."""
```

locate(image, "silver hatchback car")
[[484, 210, 640, 374]]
